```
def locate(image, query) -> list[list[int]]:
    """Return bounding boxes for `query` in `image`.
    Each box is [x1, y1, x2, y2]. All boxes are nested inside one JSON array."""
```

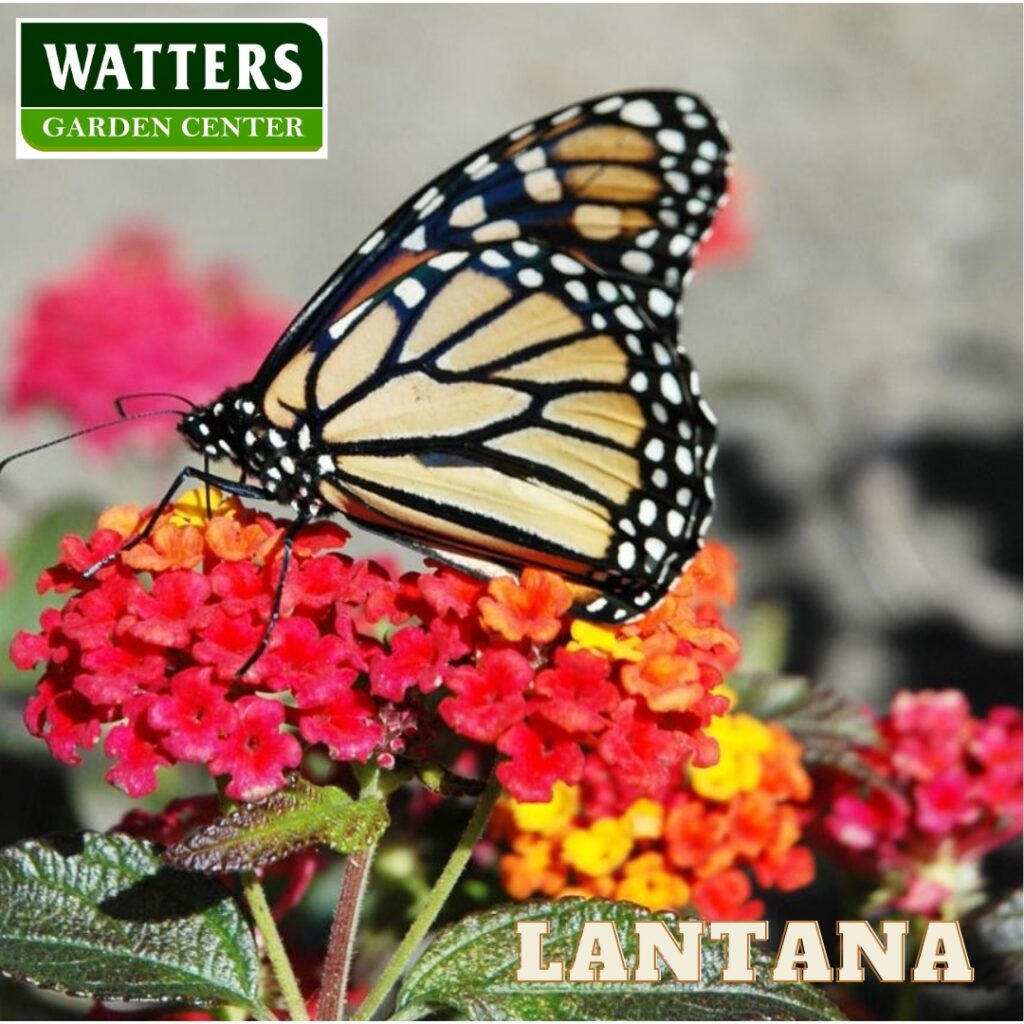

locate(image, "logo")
[[16, 18, 327, 159]]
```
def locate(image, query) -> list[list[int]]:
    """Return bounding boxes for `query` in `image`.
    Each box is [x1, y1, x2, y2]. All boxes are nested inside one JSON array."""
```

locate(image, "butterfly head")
[[178, 387, 252, 468], [179, 387, 327, 515]]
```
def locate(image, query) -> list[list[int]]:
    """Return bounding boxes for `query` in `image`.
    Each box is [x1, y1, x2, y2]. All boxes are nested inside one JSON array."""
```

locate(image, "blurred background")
[[0, 3, 1020, 1018]]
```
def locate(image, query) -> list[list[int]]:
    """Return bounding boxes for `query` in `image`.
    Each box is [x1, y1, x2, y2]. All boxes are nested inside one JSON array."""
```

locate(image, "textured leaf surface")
[[166, 777, 388, 872], [732, 674, 878, 778], [0, 832, 261, 1009], [396, 899, 844, 1020]]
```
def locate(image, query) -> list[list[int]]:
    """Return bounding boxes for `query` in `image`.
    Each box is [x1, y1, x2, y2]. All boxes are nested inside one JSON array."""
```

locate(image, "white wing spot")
[[622, 250, 654, 275], [566, 280, 589, 302], [518, 268, 543, 288], [449, 196, 487, 228], [617, 541, 637, 570], [419, 195, 445, 220], [620, 98, 661, 127], [515, 147, 547, 172], [615, 305, 644, 330], [657, 128, 686, 153], [645, 536, 667, 561], [328, 299, 370, 340], [472, 220, 520, 242], [480, 248, 511, 269], [395, 278, 427, 308], [552, 253, 584, 275], [552, 104, 582, 125], [524, 168, 562, 202], [358, 228, 385, 254], [660, 373, 683, 404], [648, 288, 674, 318], [669, 234, 692, 257], [413, 186, 439, 211], [666, 171, 690, 194], [644, 438, 664, 461], [429, 251, 469, 271], [402, 225, 428, 252]]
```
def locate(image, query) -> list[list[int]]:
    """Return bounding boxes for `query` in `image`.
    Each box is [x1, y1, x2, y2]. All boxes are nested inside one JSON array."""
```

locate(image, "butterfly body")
[[179, 90, 731, 623]]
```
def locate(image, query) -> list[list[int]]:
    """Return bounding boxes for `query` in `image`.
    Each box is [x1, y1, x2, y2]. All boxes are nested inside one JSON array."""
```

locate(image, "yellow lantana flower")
[[621, 798, 665, 841], [508, 781, 580, 837], [170, 486, 240, 526], [567, 621, 644, 662], [690, 712, 774, 802], [562, 817, 634, 877]]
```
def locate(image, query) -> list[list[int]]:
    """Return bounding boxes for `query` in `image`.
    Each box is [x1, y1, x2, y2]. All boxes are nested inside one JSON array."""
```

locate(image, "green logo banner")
[[17, 18, 327, 158]]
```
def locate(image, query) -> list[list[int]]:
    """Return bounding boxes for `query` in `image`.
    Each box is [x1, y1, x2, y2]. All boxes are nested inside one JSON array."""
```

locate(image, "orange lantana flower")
[[479, 568, 573, 644]]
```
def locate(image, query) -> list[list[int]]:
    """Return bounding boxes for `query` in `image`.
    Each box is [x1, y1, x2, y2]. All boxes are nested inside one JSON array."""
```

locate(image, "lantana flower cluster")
[[12, 492, 734, 806], [9, 228, 289, 451], [489, 549, 815, 920], [823, 689, 1022, 917], [492, 690, 816, 921]]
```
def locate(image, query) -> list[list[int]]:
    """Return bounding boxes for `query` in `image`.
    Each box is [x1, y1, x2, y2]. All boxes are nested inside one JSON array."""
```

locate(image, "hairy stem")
[[318, 844, 378, 1021], [353, 773, 501, 1021], [243, 872, 307, 1021]]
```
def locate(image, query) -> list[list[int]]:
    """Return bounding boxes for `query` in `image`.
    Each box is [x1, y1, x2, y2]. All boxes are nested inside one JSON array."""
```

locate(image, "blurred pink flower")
[[8, 227, 290, 452], [823, 689, 1022, 917]]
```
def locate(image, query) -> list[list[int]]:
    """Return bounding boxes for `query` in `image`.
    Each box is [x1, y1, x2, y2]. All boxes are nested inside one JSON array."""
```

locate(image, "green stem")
[[317, 843, 378, 1021], [353, 773, 501, 1022], [243, 872, 308, 1021]]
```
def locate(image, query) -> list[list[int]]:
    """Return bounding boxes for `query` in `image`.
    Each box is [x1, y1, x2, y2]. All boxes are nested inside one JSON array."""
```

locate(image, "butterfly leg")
[[235, 511, 309, 679], [82, 463, 271, 579]]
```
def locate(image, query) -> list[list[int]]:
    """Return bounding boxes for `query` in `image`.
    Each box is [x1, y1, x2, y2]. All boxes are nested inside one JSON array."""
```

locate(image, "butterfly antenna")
[[114, 392, 196, 418], [0, 408, 187, 477]]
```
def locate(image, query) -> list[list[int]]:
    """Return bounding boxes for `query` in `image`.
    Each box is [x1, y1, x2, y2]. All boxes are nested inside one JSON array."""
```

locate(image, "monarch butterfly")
[[26, 90, 732, 656]]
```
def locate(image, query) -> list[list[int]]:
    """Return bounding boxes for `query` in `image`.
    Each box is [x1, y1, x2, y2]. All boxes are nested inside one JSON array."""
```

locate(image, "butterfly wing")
[[249, 90, 731, 621], [260, 240, 716, 621], [252, 90, 731, 386]]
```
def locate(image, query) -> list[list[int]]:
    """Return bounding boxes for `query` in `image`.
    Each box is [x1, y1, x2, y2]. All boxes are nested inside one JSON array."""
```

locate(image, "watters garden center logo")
[[15, 18, 327, 158]]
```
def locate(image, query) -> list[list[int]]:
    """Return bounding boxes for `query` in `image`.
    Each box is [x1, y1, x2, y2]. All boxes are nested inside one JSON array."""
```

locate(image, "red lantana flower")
[[13, 492, 735, 806]]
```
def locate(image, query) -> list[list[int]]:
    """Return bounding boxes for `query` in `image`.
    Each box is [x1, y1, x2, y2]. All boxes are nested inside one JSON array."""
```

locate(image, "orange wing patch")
[[402, 270, 512, 362], [322, 373, 529, 444], [491, 335, 628, 386], [564, 165, 662, 203], [264, 350, 315, 428], [316, 302, 401, 409], [552, 124, 658, 163], [333, 454, 612, 559], [439, 293, 584, 372], [485, 427, 641, 505], [545, 391, 645, 448]]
